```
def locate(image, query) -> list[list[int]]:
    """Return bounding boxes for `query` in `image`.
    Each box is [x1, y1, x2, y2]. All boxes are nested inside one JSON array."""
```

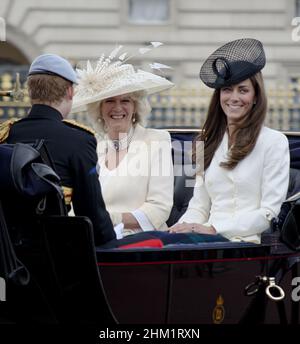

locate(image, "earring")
[[253, 101, 257, 105], [132, 115, 136, 123]]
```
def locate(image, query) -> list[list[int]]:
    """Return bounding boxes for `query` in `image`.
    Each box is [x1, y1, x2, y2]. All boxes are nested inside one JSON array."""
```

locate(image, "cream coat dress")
[[98, 124, 174, 237], [180, 127, 290, 243]]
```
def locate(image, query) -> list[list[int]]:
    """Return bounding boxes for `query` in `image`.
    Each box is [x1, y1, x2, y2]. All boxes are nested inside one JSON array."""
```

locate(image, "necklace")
[[107, 126, 134, 151]]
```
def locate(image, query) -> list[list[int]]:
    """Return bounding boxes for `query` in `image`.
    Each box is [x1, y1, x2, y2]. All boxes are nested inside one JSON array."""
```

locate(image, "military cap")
[[28, 54, 78, 84], [200, 38, 266, 89]]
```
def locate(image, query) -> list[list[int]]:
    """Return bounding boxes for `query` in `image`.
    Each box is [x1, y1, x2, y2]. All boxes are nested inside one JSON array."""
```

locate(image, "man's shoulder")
[[62, 119, 96, 137], [0, 118, 20, 143]]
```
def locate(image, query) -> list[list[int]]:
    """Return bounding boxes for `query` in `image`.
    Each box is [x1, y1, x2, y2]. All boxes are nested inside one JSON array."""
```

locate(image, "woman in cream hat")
[[72, 46, 174, 238], [170, 38, 290, 244]]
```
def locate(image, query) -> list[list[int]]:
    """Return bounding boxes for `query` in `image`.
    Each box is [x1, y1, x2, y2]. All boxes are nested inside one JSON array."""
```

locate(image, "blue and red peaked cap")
[[199, 38, 266, 89]]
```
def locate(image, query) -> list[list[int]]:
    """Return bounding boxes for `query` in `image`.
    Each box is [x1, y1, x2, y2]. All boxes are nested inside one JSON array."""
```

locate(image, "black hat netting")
[[200, 38, 266, 89]]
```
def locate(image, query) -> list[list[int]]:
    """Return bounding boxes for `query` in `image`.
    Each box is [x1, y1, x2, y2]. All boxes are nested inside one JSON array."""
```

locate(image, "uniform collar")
[[28, 104, 64, 121]]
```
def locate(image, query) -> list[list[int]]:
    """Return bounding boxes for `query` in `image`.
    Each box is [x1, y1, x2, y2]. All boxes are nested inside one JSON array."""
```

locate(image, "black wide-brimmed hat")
[[200, 38, 266, 89]]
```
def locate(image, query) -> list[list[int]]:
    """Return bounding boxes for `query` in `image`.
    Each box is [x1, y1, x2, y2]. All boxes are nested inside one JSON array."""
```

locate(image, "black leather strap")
[[0, 200, 30, 286]]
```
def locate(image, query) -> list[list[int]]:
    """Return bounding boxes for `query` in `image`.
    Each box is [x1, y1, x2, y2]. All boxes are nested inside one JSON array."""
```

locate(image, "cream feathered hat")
[[72, 42, 174, 112]]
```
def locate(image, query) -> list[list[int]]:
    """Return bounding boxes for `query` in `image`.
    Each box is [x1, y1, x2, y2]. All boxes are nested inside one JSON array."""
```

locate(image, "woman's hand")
[[122, 212, 140, 229], [169, 222, 217, 235]]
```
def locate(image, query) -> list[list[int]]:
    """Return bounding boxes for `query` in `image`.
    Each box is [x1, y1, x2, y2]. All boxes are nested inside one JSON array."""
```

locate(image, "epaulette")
[[0, 118, 20, 143], [63, 119, 95, 136]]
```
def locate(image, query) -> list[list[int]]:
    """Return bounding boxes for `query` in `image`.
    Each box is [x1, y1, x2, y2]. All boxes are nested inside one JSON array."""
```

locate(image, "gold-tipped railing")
[[0, 71, 300, 130], [0, 73, 25, 102]]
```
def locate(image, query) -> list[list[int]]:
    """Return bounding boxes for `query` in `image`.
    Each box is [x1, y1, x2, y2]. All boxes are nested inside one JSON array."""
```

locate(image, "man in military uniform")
[[1, 54, 115, 245]]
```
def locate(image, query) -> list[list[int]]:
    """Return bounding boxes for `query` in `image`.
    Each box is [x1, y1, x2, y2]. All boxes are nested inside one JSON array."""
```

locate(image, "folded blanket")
[[101, 231, 228, 249]]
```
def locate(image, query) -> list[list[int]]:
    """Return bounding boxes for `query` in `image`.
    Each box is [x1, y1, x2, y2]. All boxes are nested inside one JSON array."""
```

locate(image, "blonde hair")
[[86, 91, 151, 134], [27, 74, 72, 104]]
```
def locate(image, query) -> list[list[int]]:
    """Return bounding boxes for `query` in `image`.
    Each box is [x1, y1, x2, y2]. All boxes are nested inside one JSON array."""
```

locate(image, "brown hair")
[[193, 72, 267, 170], [27, 74, 72, 104]]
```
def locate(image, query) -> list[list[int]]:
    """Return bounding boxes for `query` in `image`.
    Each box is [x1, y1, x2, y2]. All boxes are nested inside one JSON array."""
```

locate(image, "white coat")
[[98, 124, 174, 236], [180, 127, 290, 243]]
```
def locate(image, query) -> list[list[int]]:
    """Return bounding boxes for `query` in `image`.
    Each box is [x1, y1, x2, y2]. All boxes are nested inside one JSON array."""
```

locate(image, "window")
[[296, 0, 300, 17], [128, 0, 170, 24]]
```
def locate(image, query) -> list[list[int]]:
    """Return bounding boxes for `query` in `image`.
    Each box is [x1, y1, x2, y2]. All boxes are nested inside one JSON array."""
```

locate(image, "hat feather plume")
[[149, 62, 173, 72], [75, 42, 167, 98], [124, 42, 164, 62]]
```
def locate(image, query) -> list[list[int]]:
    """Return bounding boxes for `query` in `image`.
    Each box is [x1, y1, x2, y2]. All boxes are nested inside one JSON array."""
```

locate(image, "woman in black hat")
[[170, 38, 290, 244]]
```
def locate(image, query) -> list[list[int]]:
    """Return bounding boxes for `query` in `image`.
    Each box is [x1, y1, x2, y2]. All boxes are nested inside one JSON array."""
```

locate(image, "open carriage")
[[96, 129, 300, 324], [0, 129, 300, 325]]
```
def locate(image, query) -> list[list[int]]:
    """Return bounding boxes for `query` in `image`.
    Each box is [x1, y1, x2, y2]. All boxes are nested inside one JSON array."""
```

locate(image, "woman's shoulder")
[[140, 126, 171, 141], [260, 126, 288, 145]]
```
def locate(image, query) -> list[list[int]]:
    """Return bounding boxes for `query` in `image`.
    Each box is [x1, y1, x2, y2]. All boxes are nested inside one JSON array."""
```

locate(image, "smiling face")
[[220, 78, 256, 125], [100, 94, 136, 139]]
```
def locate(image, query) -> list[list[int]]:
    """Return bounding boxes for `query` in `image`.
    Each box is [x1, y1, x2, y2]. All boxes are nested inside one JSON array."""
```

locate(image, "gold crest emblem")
[[212, 295, 225, 324]]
